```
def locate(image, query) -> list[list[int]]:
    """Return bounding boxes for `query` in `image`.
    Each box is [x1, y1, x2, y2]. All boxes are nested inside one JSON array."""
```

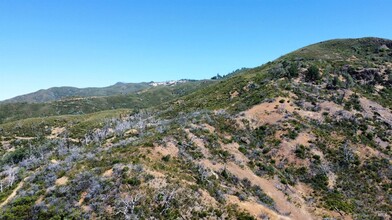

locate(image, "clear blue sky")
[[1, 0, 391, 100]]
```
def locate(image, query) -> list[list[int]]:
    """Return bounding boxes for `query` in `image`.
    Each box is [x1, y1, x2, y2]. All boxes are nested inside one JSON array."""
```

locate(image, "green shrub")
[[287, 64, 299, 78], [324, 191, 354, 213], [238, 146, 247, 154], [288, 130, 298, 139], [310, 173, 328, 190], [305, 65, 321, 82], [125, 177, 141, 186], [3, 147, 28, 164], [1, 196, 37, 219], [294, 145, 307, 159], [162, 155, 171, 162]]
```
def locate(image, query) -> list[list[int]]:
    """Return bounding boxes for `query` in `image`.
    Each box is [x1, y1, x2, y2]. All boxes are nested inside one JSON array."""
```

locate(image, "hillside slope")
[[1, 82, 152, 104], [0, 37, 391, 219], [0, 80, 213, 124]]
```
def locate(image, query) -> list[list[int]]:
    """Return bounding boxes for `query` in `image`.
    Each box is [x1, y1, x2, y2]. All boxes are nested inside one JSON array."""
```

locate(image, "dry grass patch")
[[55, 176, 69, 186]]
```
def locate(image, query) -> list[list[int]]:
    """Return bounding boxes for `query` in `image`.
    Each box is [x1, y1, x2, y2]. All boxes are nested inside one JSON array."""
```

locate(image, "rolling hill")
[[0, 37, 391, 219], [0, 80, 213, 124], [1, 82, 154, 104]]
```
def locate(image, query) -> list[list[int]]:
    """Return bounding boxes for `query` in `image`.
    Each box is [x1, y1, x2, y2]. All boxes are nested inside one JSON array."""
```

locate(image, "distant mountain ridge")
[[1, 80, 192, 104], [1, 82, 151, 104]]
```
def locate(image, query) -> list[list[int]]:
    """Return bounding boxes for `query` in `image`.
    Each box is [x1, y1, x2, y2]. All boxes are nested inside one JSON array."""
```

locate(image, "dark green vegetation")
[[0, 37, 391, 219], [1, 82, 152, 104], [0, 80, 213, 124]]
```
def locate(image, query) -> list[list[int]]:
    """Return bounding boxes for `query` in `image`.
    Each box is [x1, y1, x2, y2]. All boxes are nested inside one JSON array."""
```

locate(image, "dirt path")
[[0, 177, 27, 209], [199, 159, 314, 220], [226, 195, 291, 220]]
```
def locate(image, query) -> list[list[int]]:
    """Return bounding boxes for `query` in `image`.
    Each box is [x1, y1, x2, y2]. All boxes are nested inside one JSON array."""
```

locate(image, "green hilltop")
[[1, 82, 152, 104], [0, 80, 213, 124]]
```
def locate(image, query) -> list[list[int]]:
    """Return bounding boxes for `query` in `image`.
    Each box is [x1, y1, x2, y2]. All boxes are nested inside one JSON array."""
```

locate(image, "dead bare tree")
[[159, 189, 176, 215], [116, 194, 143, 220], [4, 165, 17, 187]]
